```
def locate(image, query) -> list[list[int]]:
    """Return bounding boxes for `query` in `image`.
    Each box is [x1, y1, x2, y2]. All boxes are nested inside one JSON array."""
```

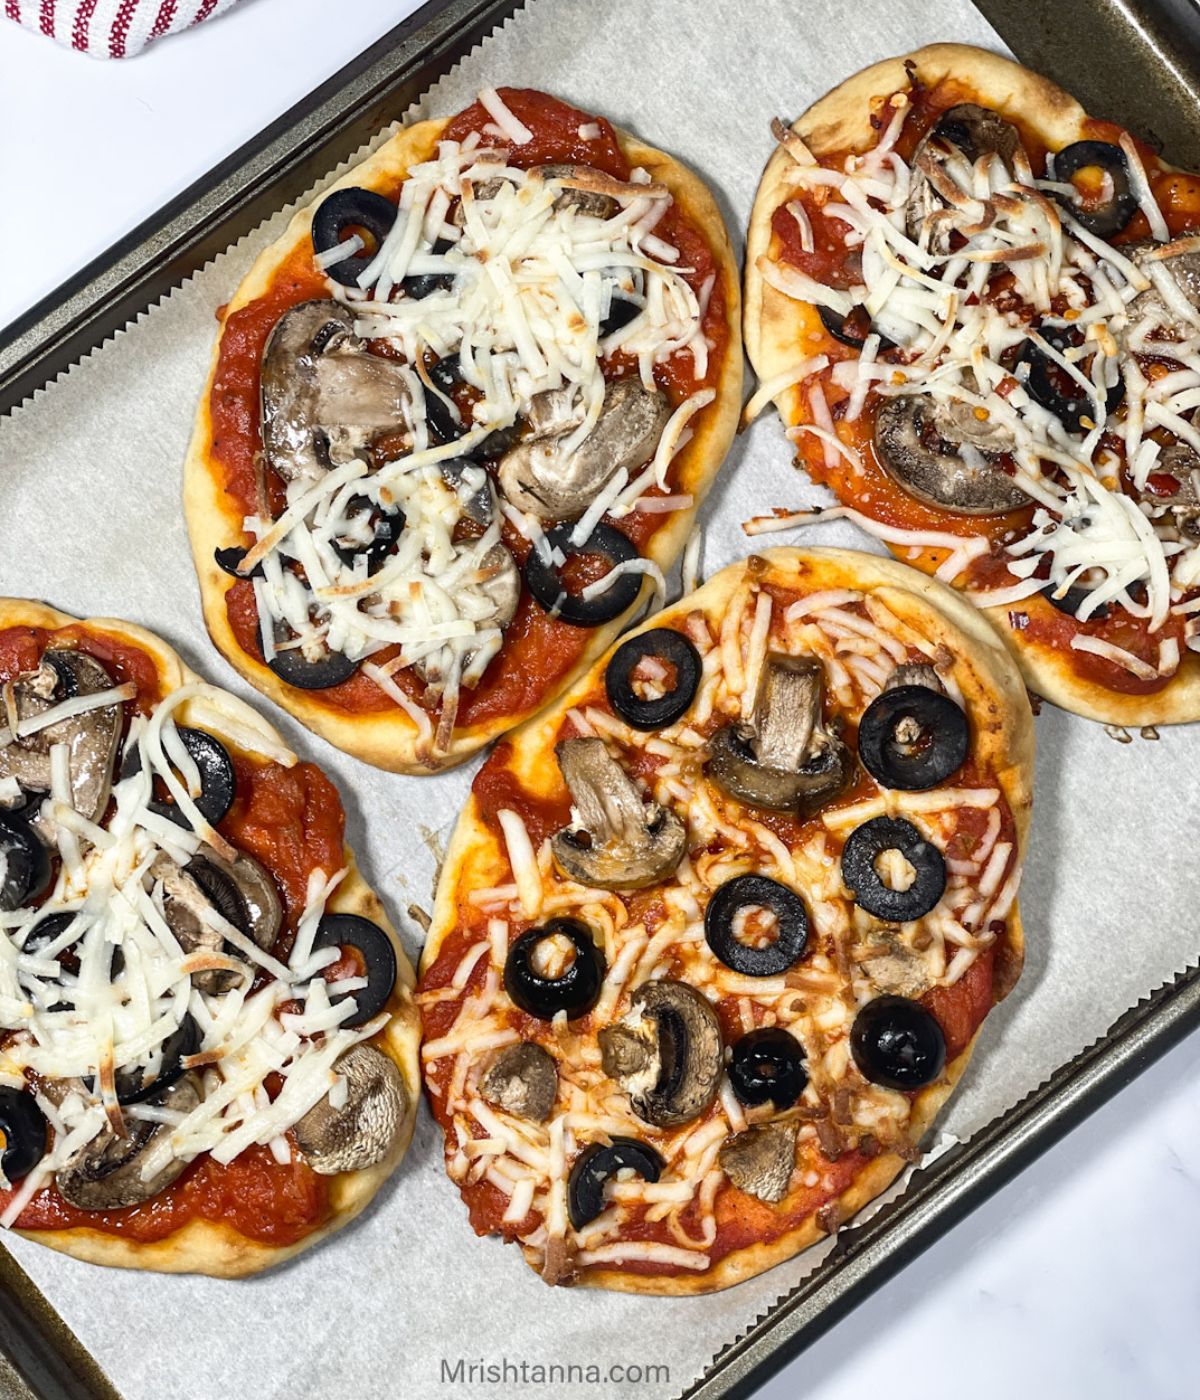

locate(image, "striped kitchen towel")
[[3, 0, 239, 57]]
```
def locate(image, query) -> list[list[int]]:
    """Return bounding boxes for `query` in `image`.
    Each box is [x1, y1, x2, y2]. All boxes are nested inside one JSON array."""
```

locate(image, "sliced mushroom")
[[708, 656, 853, 814], [905, 104, 1023, 250], [551, 737, 686, 890], [598, 980, 722, 1128], [261, 300, 411, 484], [480, 1041, 558, 1122], [56, 1074, 201, 1211], [718, 1121, 798, 1204], [884, 662, 945, 694], [293, 1044, 408, 1175], [155, 847, 281, 993], [0, 651, 122, 829], [498, 378, 670, 521], [1129, 236, 1200, 340], [855, 926, 933, 999], [874, 395, 1029, 515], [535, 164, 620, 219]]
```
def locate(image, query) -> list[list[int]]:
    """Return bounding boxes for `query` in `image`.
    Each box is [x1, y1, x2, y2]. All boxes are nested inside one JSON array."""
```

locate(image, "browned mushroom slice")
[[0, 651, 122, 826], [1129, 236, 1200, 340], [707, 656, 853, 814], [884, 662, 945, 694], [293, 1044, 408, 1175], [498, 378, 670, 521], [718, 1121, 799, 1204], [155, 846, 282, 993], [550, 738, 686, 890], [905, 103, 1024, 248], [599, 980, 722, 1128], [535, 164, 620, 219], [481, 1041, 558, 1122], [56, 1075, 202, 1211], [855, 926, 933, 999], [874, 395, 1029, 516], [261, 300, 411, 484]]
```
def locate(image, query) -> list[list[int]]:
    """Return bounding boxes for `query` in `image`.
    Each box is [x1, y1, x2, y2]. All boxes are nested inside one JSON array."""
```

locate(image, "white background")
[[1, 4, 1198, 1398]]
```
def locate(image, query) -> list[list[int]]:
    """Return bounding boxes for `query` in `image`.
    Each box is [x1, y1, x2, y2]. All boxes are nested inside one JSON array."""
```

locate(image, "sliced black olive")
[[857, 685, 969, 792], [124, 727, 236, 828], [503, 917, 604, 1021], [21, 911, 124, 985], [423, 354, 515, 459], [312, 913, 398, 1027], [728, 1026, 808, 1109], [329, 495, 405, 575], [0, 813, 50, 913], [267, 626, 360, 690], [817, 303, 893, 352], [841, 817, 946, 922], [600, 296, 641, 337], [524, 522, 641, 627], [1043, 583, 1109, 620], [402, 237, 455, 300], [113, 1014, 201, 1106], [0, 1087, 47, 1182], [604, 628, 702, 731], [1051, 140, 1139, 238], [1015, 326, 1125, 433], [568, 1136, 664, 1229], [311, 186, 397, 287], [704, 874, 810, 977], [850, 995, 946, 1090], [214, 545, 265, 580]]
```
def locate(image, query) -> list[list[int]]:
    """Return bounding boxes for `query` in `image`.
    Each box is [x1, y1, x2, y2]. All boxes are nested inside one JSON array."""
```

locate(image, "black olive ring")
[[817, 304, 893, 352], [568, 1137, 665, 1229], [312, 914, 399, 1027], [704, 874, 810, 977], [21, 911, 125, 988], [311, 186, 397, 287], [214, 545, 265, 580], [267, 624, 360, 691], [841, 817, 947, 922], [124, 726, 237, 828], [330, 495, 406, 576], [857, 685, 969, 792], [113, 1014, 201, 1106], [850, 995, 946, 1090], [503, 918, 605, 1021], [403, 236, 456, 301], [0, 1087, 47, 1183], [0, 813, 51, 913], [1016, 326, 1125, 433], [728, 1026, 809, 1109], [524, 523, 642, 628], [605, 628, 703, 731], [1051, 140, 1139, 239]]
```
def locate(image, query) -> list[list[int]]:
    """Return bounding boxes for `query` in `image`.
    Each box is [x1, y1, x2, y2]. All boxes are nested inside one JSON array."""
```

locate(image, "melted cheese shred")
[[241, 101, 715, 753], [760, 98, 1200, 668], [421, 578, 1022, 1281], [0, 676, 389, 1228]]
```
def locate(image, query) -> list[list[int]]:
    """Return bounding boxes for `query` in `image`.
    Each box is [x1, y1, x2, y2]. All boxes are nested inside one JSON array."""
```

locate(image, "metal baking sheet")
[[2, 0, 1200, 1396]]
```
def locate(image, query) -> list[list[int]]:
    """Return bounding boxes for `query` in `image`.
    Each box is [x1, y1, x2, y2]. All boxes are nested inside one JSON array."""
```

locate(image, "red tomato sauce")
[[420, 589, 1014, 1269], [208, 88, 730, 726], [770, 82, 1200, 698], [0, 622, 340, 1244]]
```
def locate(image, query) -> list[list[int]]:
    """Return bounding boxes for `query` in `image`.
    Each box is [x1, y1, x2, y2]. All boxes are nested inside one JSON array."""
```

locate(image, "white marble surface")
[[1, 6, 1197, 1400]]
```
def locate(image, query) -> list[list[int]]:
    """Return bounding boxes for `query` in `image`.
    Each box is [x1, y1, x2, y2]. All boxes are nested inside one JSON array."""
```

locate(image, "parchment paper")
[[1, 1, 1197, 1397]]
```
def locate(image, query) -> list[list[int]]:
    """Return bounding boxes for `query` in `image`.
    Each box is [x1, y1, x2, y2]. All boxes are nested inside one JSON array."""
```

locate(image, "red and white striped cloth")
[[3, 0, 238, 57]]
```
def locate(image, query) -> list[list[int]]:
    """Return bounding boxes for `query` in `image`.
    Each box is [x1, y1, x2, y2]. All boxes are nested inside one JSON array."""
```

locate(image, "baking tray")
[[2, 0, 1200, 1396]]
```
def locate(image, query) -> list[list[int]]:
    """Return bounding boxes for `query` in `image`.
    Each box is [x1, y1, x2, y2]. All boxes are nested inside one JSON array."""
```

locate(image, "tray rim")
[[3, 0, 1200, 1396]]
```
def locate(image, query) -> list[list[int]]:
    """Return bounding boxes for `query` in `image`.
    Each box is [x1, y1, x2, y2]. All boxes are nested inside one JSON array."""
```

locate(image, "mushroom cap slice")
[[551, 737, 686, 891], [498, 377, 670, 521], [261, 299, 411, 484], [0, 651, 122, 827], [874, 395, 1029, 516], [535, 164, 620, 220], [718, 1120, 798, 1204], [707, 655, 854, 814], [904, 104, 1023, 248], [56, 1075, 202, 1211], [293, 1044, 408, 1175], [598, 980, 723, 1128], [481, 1041, 558, 1123], [1130, 237, 1200, 338]]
